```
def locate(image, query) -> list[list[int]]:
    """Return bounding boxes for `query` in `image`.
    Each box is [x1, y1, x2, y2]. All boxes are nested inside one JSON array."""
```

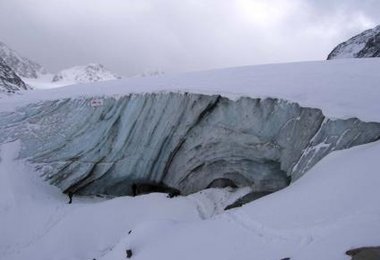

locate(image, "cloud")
[[0, 0, 379, 75]]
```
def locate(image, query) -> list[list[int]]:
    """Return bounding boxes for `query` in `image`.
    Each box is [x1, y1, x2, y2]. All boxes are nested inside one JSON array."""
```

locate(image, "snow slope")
[[0, 141, 251, 260], [1, 138, 379, 260], [100, 140, 380, 260], [21, 74, 70, 90], [1, 58, 380, 122]]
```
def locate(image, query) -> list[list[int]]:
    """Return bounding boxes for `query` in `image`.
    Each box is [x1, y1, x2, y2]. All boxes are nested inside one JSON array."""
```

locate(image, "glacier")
[[1, 93, 379, 196]]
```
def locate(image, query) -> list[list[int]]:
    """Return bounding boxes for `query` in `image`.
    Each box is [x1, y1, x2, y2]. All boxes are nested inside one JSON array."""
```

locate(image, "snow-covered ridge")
[[0, 41, 47, 78], [328, 25, 380, 59], [0, 41, 122, 89], [1, 58, 380, 122], [52, 63, 121, 84]]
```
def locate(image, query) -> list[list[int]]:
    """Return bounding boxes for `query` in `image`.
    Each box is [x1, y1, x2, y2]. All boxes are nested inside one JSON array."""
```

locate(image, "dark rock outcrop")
[[0, 58, 30, 94], [346, 246, 380, 260], [224, 191, 274, 210]]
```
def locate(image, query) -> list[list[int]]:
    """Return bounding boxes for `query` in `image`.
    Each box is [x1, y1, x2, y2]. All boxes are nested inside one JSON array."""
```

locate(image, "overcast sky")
[[0, 0, 379, 76]]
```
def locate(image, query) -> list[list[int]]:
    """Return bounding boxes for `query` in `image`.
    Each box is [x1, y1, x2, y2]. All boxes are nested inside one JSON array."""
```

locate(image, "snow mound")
[[52, 63, 121, 84], [328, 25, 380, 59]]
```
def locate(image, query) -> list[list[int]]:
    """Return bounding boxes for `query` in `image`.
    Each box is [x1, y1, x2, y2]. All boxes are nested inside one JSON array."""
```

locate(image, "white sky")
[[0, 0, 379, 76]]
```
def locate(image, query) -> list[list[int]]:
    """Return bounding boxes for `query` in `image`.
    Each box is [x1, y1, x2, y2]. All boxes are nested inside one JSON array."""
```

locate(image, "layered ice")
[[1, 93, 379, 196]]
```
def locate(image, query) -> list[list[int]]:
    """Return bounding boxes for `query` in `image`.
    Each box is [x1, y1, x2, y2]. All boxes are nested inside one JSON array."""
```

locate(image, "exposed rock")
[[52, 63, 121, 84], [0, 93, 379, 196], [0, 58, 30, 94], [327, 25, 380, 60], [126, 249, 133, 258], [346, 246, 380, 260], [224, 191, 273, 210], [0, 41, 47, 78]]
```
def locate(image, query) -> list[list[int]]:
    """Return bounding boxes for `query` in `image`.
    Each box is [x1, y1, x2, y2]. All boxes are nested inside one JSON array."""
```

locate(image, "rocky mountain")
[[0, 58, 30, 94], [327, 25, 380, 59], [0, 41, 47, 78], [52, 63, 121, 84]]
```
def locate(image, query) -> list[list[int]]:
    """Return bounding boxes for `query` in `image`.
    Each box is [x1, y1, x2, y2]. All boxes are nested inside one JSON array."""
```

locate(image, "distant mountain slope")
[[132, 69, 165, 78], [327, 25, 380, 59], [52, 63, 121, 84], [0, 41, 47, 78], [0, 58, 30, 94]]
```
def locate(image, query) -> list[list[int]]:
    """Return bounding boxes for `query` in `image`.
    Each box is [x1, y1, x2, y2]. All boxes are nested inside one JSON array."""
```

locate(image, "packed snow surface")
[[1, 138, 379, 260], [1, 58, 380, 122]]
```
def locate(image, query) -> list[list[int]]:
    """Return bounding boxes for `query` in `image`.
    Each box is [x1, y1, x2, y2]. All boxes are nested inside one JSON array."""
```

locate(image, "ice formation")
[[1, 93, 379, 196]]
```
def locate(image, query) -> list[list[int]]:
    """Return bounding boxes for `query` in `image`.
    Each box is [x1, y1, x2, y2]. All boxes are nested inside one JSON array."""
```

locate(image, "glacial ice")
[[1, 93, 379, 196]]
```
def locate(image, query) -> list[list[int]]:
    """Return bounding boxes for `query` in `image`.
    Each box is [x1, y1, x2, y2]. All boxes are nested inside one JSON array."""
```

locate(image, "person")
[[67, 191, 74, 204]]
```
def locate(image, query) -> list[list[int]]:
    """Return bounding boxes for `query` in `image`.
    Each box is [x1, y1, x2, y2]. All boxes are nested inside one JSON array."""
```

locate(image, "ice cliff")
[[1, 93, 379, 196]]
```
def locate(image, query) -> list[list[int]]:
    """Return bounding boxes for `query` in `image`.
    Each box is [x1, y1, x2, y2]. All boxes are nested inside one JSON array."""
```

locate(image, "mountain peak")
[[52, 63, 121, 84], [327, 25, 380, 60], [0, 41, 47, 78]]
